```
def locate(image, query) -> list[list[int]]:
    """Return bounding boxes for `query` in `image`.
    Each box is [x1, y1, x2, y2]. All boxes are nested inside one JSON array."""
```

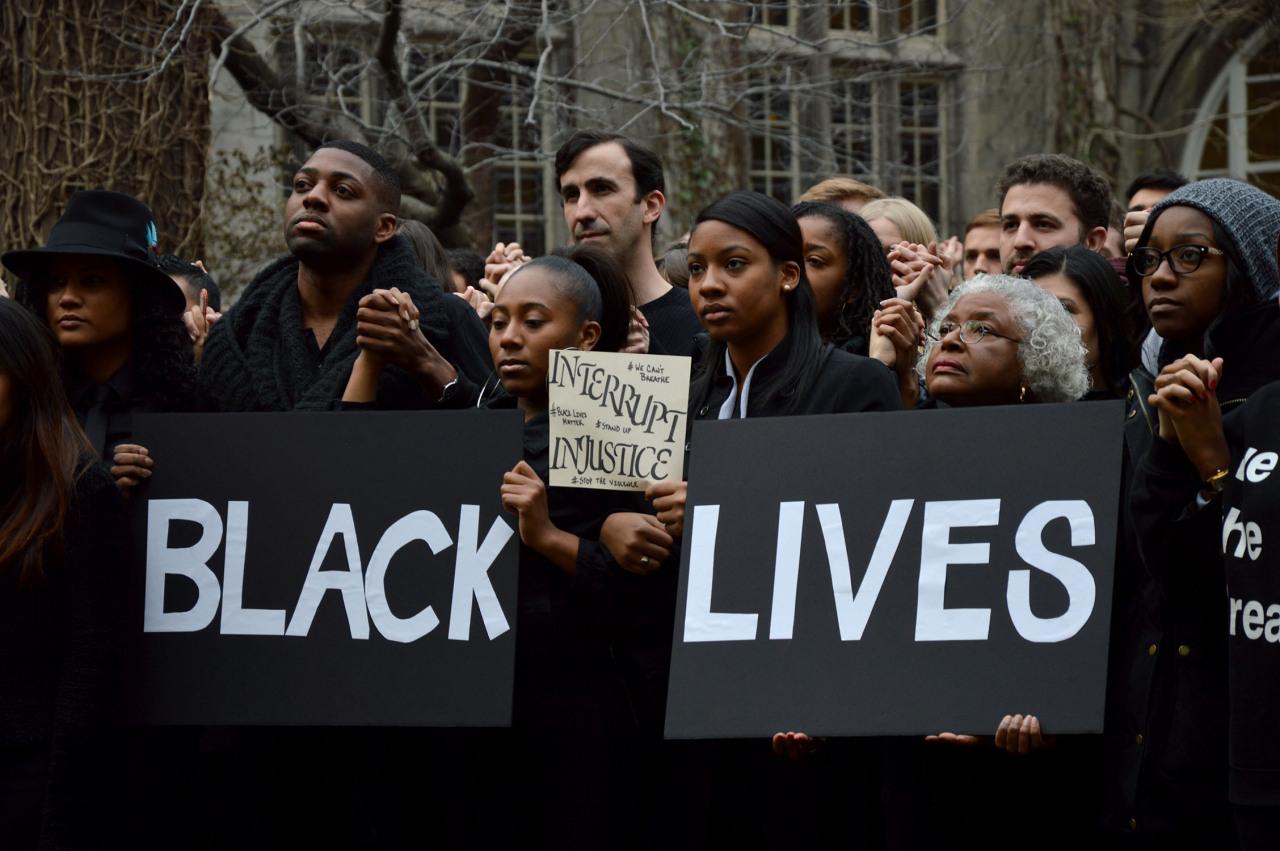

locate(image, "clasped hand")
[[355, 287, 457, 396], [1148, 354, 1231, 480]]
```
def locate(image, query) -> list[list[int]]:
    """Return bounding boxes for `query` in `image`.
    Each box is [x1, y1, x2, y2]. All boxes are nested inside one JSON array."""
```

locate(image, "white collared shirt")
[[717, 348, 766, 419]]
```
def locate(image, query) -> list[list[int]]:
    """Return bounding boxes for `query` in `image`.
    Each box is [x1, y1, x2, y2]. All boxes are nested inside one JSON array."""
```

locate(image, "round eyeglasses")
[[929, 320, 1023, 345], [1131, 243, 1224, 277]]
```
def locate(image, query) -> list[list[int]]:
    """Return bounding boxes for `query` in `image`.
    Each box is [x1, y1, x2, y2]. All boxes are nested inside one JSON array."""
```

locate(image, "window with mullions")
[[1190, 32, 1280, 201], [753, 1, 932, 34], [831, 79, 874, 177], [405, 48, 462, 156], [491, 74, 546, 257], [747, 76, 797, 205], [898, 78, 943, 223], [298, 43, 370, 122], [898, 0, 939, 35], [829, 0, 872, 32], [752, 0, 790, 27], [404, 49, 547, 253]]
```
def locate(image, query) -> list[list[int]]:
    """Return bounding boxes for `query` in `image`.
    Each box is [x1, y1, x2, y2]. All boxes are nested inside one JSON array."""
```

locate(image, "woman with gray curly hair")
[[870, 274, 1096, 850], [916, 273, 1090, 406]]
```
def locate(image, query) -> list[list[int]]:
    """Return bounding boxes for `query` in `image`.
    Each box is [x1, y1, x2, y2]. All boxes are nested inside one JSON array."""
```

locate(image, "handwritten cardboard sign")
[[547, 349, 691, 491]]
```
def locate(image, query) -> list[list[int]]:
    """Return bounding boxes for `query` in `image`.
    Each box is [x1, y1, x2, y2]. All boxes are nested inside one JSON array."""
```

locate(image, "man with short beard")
[[200, 139, 490, 411], [995, 153, 1112, 276]]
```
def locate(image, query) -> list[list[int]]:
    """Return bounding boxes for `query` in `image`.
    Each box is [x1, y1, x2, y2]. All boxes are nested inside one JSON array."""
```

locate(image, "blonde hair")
[[799, 177, 887, 205], [858, 197, 938, 247], [965, 208, 1001, 233]]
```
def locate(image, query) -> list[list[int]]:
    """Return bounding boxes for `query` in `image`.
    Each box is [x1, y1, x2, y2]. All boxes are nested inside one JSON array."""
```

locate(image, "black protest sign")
[[665, 401, 1124, 739], [127, 410, 524, 726]]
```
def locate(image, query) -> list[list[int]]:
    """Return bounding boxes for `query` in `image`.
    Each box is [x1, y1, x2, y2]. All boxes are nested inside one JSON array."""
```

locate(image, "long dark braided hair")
[[791, 201, 895, 355]]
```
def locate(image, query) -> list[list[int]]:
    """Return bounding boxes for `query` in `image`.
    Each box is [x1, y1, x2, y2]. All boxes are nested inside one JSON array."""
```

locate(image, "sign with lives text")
[[665, 401, 1125, 739], [547, 349, 690, 491], [126, 410, 524, 726]]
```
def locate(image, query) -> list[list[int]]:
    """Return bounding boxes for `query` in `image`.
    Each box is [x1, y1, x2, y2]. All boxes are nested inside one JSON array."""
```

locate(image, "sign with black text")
[[665, 402, 1124, 738], [547, 349, 690, 491], [127, 410, 524, 726]]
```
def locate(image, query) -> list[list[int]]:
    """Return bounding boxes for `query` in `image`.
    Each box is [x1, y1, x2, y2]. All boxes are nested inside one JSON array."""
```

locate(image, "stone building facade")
[[207, 1, 1278, 277]]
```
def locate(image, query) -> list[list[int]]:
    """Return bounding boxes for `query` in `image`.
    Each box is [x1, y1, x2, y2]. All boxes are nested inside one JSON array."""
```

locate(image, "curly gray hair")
[[916, 274, 1091, 403]]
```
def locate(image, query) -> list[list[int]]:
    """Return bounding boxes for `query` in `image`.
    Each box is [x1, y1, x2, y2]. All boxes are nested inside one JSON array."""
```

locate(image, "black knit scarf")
[[199, 236, 451, 412]]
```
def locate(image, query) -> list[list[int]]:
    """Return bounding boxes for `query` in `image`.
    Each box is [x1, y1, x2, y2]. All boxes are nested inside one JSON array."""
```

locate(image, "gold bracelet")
[[1203, 467, 1230, 495]]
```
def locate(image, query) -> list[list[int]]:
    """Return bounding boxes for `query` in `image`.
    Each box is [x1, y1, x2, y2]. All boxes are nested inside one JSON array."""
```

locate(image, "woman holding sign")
[[2, 190, 195, 495], [485, 243, 672, 848], [883, 274, 1096, 847], [0, 297, 129, 848], [643, 191, 901, 847], [771, 274, 1094, 846]]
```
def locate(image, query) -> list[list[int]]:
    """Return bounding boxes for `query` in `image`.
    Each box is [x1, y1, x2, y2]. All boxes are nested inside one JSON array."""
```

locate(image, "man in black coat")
[[194, 140, 494, 849], [200, 139, 490, 411]]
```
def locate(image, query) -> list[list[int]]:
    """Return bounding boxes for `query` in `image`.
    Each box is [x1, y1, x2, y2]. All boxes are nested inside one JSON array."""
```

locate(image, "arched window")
[[1181, 29, 1280, 198]]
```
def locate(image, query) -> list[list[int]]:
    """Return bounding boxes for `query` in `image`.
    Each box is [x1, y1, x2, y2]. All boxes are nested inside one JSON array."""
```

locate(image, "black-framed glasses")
[[1131, 243, 1224, 277], [929, 320, 1023, 345]]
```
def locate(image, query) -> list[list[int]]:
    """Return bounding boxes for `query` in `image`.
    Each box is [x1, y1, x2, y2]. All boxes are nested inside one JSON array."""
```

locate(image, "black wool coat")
[[0, 457, 129, 850], [688, 332, 902, 425]]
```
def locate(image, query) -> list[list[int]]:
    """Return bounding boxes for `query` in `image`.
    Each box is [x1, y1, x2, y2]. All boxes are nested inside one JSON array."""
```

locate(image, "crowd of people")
[[1, 127, 1278, 851]]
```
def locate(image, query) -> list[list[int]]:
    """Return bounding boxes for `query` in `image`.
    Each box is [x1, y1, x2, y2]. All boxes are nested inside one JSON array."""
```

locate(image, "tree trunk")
[[0, 0, 212, 264]]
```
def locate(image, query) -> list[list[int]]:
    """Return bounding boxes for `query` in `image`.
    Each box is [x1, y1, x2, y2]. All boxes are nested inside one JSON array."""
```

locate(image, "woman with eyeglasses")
[[868, 274, 1095, 849], [916, 273, 1090, 408], [1121, 179, 1280, 849]]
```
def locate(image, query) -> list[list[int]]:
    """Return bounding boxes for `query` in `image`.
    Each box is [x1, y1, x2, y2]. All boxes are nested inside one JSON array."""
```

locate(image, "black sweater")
[[199, 235, 492, 412], [0, 458, 129, 849], [642, 286, 703, 358]]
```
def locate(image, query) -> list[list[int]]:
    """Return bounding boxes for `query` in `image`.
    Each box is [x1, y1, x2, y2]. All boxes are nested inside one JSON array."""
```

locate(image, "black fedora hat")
[[2, 190, 186, 314]]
